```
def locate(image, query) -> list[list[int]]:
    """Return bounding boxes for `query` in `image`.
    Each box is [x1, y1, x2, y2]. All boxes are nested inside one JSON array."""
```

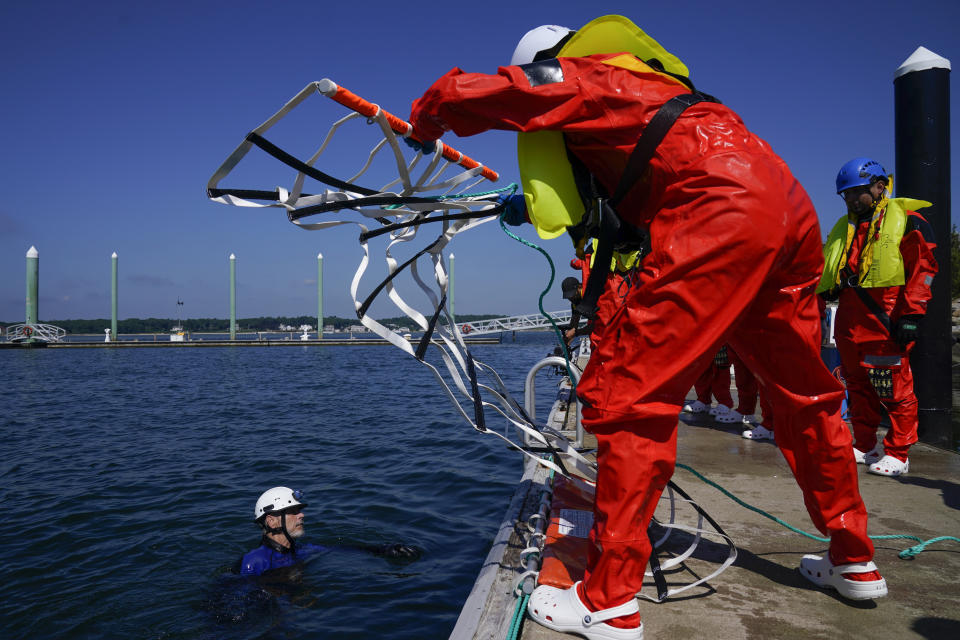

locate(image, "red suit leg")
[[730, 348, 759, 415], [837, 336, 919, 462], [711, 360, 733, 408], [881, 345, 919, 461], [836, 336, 885, 452], [578, 152, 874, 614], [693, 366, 713, 404], [582, 418, 677, 623]]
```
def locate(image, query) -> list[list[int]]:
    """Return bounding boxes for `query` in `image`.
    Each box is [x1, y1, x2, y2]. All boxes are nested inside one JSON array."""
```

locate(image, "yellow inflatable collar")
[[518, 15, 691, 240]]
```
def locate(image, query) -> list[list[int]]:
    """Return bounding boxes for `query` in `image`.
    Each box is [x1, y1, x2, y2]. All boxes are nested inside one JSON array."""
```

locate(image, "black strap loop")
[[246, 132, 380, 196]]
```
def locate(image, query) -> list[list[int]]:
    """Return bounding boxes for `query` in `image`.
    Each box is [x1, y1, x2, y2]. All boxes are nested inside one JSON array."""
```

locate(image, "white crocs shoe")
[[709, 404, 731, 417], [741, 424, 774, 441], [853, 444, 883, 465], [868, 455, 909, 477], [799, 554, 888, 600], [740, 413, 759, 424], [716, 409, 744, 423], [527, 582, 643, 640], [682, 400, 708, 414]]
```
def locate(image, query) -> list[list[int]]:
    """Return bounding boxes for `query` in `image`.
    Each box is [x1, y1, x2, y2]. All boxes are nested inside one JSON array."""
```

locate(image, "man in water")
[[240, 486, 420, 576]]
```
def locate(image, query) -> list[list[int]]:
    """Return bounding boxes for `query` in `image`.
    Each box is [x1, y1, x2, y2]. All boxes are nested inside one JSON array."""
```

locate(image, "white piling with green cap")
[[230, 253, 237, 341], [317, 252, 324, 340], [25, 246, 38, 330], [111, 252, 118, 341]]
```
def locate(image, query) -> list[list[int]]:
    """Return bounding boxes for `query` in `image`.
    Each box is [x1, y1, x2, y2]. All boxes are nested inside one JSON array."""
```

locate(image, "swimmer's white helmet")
[[510, 25, 574, 66], [254, 486, 307, 522]]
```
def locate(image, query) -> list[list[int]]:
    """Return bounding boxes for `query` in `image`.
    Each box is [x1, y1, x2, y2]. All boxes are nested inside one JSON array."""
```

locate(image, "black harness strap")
[[610, 93, 710, 208], [853, 286, 892, 334], [575, 93, 714, 319], [575, 199, 621, 318]]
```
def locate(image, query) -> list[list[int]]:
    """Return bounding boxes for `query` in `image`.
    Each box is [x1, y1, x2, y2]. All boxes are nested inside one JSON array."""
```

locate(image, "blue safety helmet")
[[836, 157, 888, 194]]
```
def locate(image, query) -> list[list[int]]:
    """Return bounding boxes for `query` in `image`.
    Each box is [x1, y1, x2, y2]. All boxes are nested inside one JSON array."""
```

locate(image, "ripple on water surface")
[[0, 333, 563, 639]]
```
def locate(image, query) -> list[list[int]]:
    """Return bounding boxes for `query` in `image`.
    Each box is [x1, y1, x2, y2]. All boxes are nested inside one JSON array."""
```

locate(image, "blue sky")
[[1, 0, 957, 323]]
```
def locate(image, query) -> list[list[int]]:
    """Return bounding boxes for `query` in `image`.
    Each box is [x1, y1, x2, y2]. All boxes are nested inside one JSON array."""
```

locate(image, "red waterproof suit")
[[693, 346, 733, 408], [833, 213, 937, 462], [411, 54, 873, 616]]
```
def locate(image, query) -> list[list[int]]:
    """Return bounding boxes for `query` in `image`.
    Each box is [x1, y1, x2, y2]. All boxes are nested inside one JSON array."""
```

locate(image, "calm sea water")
[[0, 331, 565, 639]]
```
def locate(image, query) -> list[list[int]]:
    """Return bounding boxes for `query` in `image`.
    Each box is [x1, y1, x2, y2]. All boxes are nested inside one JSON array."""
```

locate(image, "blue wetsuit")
[[240, 540, 329, 576]]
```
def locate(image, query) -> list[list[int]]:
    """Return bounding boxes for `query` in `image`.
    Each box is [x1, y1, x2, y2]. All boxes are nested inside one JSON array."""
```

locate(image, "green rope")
[[675, 462, 959, 558], [507, 592, 530, 640], [498, 214, 578, 389], [382, 183, 520, 209], [506, 457, 556, 640]]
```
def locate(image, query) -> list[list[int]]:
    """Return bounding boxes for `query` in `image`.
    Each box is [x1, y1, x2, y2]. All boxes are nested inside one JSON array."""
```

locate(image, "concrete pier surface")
[[519, 415, 960, 640]]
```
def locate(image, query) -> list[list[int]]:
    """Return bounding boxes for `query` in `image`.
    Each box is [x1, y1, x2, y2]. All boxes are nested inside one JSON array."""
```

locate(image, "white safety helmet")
[[510, 25, 574, 66], [254, 486, 307, 522]]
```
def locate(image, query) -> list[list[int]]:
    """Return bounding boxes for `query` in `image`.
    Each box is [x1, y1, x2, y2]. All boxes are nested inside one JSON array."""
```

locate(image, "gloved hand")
[[895, 314, 922, 345], [402, 136, 436, 155], [499, 193, 528, 226], [375, 542, 422, 560]]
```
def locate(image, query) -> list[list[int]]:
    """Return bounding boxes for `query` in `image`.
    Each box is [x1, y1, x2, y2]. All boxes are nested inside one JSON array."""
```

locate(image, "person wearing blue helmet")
[[817, 158, 938, 478], [239, 487, 421, 577]]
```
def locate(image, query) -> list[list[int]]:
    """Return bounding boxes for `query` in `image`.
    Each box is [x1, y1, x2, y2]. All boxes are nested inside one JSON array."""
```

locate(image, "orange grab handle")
[[328, 84, 498, 182]]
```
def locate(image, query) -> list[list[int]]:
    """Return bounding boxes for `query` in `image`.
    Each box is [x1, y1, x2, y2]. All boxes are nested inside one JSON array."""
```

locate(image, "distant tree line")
[[0, 313, 504, 334]]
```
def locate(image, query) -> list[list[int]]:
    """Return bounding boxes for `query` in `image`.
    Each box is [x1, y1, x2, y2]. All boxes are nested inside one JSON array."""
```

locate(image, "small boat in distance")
[[171, 298, 186, 341]]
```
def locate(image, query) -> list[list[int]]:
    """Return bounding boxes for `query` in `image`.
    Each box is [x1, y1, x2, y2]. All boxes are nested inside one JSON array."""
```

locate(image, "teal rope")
[[498, 214, 578, 389], [507, 457, 556, 640], [382, 183, 520, 209], [675, 462, 959, 558], [895, 536, 960, 559], [507, 592, 530, 640]]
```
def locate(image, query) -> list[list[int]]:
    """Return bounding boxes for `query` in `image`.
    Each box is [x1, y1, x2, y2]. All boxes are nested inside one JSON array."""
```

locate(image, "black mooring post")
[[894, 47, 953, 449]]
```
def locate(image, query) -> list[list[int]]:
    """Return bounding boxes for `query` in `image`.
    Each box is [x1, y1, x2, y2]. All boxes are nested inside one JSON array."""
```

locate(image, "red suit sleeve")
[[897, 212, 939, 318], [408, 57, 683, 142]]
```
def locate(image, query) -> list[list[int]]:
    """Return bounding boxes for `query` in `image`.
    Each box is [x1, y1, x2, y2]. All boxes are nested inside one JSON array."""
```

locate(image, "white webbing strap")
[[638, 485, 738, 601]]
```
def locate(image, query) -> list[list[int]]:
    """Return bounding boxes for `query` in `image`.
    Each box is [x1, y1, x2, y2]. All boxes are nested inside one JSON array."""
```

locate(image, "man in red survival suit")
[[410, 17, 887, 640], [817, 158, 938, 479]]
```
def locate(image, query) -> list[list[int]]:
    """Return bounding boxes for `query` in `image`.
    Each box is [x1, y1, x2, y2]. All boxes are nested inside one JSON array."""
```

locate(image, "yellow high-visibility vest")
[[817, 198, 931, 292]]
